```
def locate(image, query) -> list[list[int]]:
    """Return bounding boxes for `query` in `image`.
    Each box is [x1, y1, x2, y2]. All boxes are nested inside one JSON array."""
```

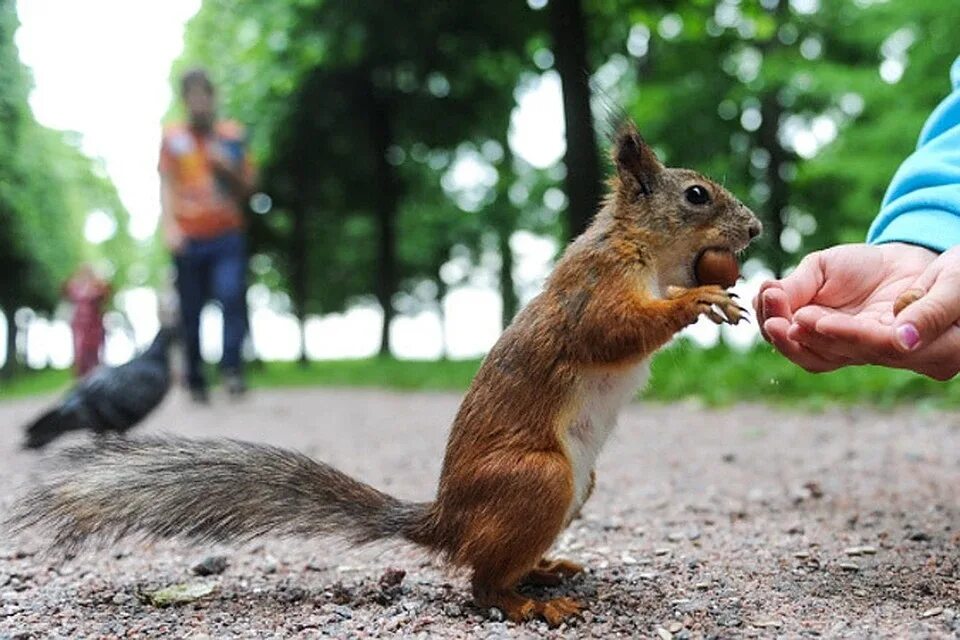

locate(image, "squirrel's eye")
[[685, 185, 710, 205]]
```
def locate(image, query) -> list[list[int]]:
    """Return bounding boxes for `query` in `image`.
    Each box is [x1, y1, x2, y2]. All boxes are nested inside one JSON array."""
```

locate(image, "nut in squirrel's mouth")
[[691, 246, 742, 288]]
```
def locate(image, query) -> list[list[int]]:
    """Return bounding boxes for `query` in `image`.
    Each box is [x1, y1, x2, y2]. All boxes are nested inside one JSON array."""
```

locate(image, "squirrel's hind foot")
[[478, 589, 583, 627]]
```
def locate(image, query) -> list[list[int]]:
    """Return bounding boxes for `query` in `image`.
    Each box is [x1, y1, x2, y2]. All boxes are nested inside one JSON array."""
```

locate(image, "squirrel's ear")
[[613, 127, 662, 197]]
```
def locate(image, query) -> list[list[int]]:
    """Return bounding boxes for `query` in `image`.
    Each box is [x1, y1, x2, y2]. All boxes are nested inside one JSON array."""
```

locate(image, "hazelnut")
[[695, 249, 740, 288]]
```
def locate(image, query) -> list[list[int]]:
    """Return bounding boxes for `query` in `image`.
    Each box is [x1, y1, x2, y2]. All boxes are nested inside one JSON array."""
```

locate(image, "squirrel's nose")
[[748, 220, 762, 239]]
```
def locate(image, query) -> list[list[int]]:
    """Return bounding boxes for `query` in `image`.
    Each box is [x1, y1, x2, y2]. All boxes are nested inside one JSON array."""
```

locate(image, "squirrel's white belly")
[[563, 359, 652, 522]]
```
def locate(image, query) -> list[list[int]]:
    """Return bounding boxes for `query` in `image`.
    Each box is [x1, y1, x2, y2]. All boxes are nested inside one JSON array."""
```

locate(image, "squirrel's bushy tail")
[[8, 436, 434, 553]]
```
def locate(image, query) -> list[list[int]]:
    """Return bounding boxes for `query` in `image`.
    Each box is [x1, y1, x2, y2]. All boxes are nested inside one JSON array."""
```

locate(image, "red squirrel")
[[10, 125, 761, 627]]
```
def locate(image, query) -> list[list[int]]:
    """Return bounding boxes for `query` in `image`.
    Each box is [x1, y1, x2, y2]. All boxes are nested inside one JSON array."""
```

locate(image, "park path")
[[1, 387, 958, 639]]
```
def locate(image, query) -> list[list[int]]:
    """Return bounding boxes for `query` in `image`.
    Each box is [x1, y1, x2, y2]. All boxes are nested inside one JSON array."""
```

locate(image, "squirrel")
[[9, 125, 761, 627]]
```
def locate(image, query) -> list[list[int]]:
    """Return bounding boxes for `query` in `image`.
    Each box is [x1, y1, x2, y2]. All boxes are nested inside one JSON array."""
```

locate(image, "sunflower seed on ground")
[[751, 619, 783, 628], [838, 562, 860, 572], [668, 621, 684, 633], [138, 582, 217, 607], [656, 627, 673, 640], [844, 546, 877, 556], [920, 607, 943, 619], [793, 551, 811, 559]]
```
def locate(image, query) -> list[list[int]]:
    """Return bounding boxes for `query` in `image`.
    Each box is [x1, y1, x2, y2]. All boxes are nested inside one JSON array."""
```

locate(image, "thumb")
[[893, 267, 960, 352]]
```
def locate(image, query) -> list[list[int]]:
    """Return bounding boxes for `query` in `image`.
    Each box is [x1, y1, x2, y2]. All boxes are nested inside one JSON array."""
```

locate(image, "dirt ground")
[[0, 387, 958, 639]]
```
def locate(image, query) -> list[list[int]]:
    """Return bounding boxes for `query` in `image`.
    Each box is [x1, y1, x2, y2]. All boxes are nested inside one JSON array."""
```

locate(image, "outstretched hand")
[[754, 242, 960, 380]]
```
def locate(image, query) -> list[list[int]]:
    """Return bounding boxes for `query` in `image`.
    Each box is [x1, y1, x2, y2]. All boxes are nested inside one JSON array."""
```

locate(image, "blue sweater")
[[867, 56, 960, 252]]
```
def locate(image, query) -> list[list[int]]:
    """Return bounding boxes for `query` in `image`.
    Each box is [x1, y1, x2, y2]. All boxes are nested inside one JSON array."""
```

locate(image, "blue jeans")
[[175, 231, 247, 389]]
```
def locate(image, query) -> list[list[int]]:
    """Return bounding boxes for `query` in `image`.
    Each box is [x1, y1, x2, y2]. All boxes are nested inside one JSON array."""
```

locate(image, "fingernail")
[[761, 291, 772, 317], [896, 323, 920, 351]]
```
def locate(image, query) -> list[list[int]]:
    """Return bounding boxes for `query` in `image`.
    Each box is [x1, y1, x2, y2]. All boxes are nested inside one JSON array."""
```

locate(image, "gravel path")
[[1, 387, 958, 639]]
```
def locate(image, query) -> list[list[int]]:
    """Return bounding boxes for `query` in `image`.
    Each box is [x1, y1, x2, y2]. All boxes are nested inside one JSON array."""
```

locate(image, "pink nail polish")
[[896, 323, 920, 351]]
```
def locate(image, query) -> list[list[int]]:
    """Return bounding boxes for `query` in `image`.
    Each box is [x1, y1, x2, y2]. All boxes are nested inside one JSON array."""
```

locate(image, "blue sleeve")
[[867, 56, 960, 252]]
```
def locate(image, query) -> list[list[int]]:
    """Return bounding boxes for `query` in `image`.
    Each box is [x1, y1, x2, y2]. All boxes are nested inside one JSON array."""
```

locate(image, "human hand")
[[208, 144, 233, 174], [754, 242, 960, 380]]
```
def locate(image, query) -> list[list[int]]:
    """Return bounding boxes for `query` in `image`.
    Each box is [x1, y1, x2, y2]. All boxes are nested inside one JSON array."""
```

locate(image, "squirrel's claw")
[[704, 308, 726, 324]]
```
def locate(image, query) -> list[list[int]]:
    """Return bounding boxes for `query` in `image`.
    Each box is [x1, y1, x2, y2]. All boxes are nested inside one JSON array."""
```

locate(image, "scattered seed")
[[668, 621, 684, 633], [793, 551, 811, 559], [654, 548, 672, 556], [920, 607, 943, 619], [656, 627, 673, 640], [751, 619, 783, 628], [694, 581, 712, 590], [838, 562, 860, 572], [844, 546, 877, 556], [138, 582, 217, 607]]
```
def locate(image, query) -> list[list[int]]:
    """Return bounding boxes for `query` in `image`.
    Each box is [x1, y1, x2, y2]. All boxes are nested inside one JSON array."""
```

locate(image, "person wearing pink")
[[64, 265, 110, 377]]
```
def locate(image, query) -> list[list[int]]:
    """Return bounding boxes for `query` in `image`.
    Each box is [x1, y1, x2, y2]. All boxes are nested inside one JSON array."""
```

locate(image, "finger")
[[893, 272, 960, 353], [757, 287, 793, 341], [770, 252, 827, 316], [909, 326, 960, 380], [792, 305, 833, 331], [814, 313, 903, 361], [764, 318, 844, 373], [786, 324, 855, 365], [788, 322, 871, 365], [755, 281, 781, 329]]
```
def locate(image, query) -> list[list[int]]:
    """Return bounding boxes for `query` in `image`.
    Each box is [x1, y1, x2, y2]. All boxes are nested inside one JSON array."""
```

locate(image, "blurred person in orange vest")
[[64, 264, 110, 377], [159, 68, 256, 403]]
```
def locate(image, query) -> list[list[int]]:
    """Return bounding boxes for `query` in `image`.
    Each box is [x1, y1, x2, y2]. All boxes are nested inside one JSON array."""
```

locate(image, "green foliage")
[[608, 0, 960, 272], [175, 0, 541, 346], [0, 0, 134, 314], [0, 367, 71, 400], [248, 357, 482, 392], [646, 341, 951, 410]]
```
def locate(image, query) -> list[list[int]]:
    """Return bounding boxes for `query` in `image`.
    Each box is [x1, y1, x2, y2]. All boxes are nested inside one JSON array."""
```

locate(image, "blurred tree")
[[0, 0, 133, 376], [605, 0, 960, 275], [177, 0, 539, 356]]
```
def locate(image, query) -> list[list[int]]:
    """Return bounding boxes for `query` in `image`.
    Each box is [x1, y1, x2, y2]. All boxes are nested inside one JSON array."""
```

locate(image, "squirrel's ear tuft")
[[613, 125, 662, 197]]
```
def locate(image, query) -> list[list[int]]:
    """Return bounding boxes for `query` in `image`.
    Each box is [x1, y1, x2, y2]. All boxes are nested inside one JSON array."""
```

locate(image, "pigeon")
[[22, 327, 176, 449]]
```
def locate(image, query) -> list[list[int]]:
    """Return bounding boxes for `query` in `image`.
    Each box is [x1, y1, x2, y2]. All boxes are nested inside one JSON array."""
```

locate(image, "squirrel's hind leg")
[[463, 451, 584, 626]]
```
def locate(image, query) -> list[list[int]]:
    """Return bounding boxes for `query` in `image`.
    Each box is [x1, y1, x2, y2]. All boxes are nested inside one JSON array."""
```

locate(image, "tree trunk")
[[290, 203, 310, 367], [758, 94, 790, 278], [548, 0, 602, 240], [436, 275, 449, 361], [755, 0, 792, 278], [495, 141, 519, 329], [368, 84, 399, 358], [497, 226, 517, 329], [1, 308, 16, 379]]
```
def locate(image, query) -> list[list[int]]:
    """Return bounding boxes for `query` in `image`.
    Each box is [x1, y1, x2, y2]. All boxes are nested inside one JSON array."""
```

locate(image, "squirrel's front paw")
[[666, 285, 747, 326]]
